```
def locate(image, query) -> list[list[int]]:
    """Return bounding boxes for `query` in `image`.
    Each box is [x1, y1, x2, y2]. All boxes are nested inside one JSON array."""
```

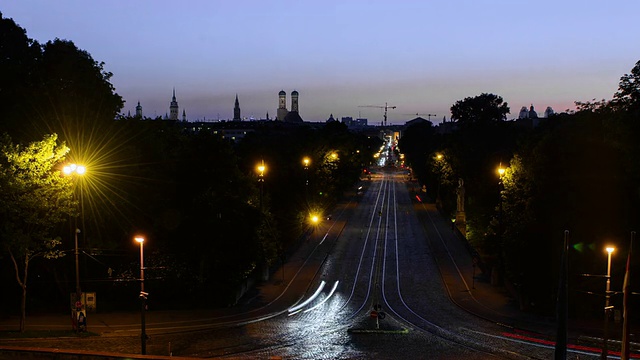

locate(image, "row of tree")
[[399, 60, 640, 317]]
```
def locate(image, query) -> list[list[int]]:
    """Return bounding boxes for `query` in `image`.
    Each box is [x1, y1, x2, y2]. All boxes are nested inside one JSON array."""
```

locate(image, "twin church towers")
[[235, 90, 302, 123]]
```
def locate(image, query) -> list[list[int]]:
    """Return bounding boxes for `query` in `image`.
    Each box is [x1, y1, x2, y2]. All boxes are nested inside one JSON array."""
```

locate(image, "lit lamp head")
[[303, 157, 310, 167], [135, 236, 145, 244], [606, 246, 615, 254], [436, 153, 443, 160], [498, 166, 506, 177], [310, 214, 319, 224], [63, 163, 86, 176], [257, 162, 266, 176]]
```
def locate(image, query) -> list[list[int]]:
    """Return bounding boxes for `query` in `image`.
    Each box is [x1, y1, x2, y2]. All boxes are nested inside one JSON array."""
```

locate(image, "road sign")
[[378, 311, 386, 320], [370, 311, 378, 318]]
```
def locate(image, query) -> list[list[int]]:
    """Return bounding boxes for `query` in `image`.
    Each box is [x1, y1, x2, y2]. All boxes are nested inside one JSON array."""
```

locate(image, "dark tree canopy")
[[612, 59, 640, 112], [0, 13, 123, 143], [450, 93, 510, 127]]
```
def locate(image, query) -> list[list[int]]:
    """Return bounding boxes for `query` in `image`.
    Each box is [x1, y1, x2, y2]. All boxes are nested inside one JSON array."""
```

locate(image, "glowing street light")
[[256, 160, 266, 211], [498, 165, 506, 177], [303, 157, 311, 188], [602, 246, 615, 359], [134, 236, 147, 355]]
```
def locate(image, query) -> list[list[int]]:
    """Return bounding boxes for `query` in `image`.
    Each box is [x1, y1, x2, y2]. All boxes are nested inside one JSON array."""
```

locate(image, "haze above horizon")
[[3, 1, 639, 124]]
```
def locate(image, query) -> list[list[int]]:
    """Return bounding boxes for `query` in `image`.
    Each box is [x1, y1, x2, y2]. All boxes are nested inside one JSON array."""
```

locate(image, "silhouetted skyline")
[[4, 0, 639, 123]]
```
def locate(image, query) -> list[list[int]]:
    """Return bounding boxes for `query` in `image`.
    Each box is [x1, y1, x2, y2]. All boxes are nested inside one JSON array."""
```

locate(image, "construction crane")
[[403, 113, 437, 121], [358, 102, 397, 127]]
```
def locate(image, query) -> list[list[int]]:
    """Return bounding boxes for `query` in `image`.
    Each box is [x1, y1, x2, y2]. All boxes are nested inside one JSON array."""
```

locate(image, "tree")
[[612, 59, 640, 112], [450, 93, 510, 128], [0, 13, 40, 136], [0, 133, 74, 331], [0, 13, 123, 144], [397, 120, 437, 185]]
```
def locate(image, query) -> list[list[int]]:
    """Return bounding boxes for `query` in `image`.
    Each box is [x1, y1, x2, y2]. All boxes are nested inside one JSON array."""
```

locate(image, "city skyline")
[[3, 0, 639, 124]]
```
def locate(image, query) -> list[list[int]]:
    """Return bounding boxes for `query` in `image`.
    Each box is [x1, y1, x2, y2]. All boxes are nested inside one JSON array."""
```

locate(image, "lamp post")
[[303, 156, 310, 185], [602, 246, 615, 359], [135, 236, 147, 355], [435, 153, 443, 208], [63, 164, 86, 301], [257, 161, 266, 211], [497, 164, 506, 236]]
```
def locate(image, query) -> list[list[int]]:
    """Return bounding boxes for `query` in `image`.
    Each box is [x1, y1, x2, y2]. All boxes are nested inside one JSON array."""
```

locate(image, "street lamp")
[[497, 164, 506, 236], [135, 236, 147, 355], [256, 161, 266, 211], [602, 246, 615, 359], [62, 164, 86, 301], [303, 156, 310, 185]]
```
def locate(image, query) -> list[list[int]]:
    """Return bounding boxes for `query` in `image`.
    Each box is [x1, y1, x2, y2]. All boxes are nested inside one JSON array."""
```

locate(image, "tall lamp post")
[[497, 164, 506, 236], [602, 246, 615, 359], [257, 161, 266, 211], [303, 157, 310, 184], [63, 164, 86, 301], [135, 236, 147, 355]]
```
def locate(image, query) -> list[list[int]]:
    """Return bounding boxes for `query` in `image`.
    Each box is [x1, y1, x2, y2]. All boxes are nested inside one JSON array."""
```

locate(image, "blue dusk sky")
[[2, 1, 639, 124]]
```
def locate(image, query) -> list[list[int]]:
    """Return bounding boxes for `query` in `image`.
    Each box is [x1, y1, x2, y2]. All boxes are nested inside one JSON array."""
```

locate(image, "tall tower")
[[277, 90, 288, 121], [182, 109, 186, 121], [233, 94, 241, 121], [135, 101, 142, 118], [291, 90, 299, 113], [169, 88, 179, 120]]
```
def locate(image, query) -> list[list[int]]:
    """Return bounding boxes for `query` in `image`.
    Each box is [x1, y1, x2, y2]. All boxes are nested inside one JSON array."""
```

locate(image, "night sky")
[[3, 0, 639, 124]]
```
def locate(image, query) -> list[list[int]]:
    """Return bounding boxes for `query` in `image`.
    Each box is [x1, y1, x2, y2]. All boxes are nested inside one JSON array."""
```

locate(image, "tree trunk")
[[10, 251, 29, 333], [20, 284, 26, 332]]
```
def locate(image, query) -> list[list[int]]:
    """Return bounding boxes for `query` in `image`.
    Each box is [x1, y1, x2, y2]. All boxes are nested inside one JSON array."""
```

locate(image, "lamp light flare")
[[63, 163, 86, 176], [135, 236, 145, 243]]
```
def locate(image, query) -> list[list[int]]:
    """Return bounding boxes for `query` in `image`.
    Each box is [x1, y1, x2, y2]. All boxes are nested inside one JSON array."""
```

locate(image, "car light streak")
[[500, 331, 640, 359], [288, 281, 326, 314], [319, 233, 329, 245], [303, 281, 340, 314]]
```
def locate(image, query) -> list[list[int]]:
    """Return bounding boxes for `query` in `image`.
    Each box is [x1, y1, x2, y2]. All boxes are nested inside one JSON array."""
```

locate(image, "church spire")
[[233, 94, 241, 121], [169, 88, 179, 120]]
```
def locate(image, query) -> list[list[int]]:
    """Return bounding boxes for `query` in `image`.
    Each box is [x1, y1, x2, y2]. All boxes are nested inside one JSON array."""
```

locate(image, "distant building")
[[277, 90, 288, 121], [354, 118, 368, 127], [341, 117, 353, 126], [277, 90, 303, 123], [233, 94, 241, 121], [327, 114, 336, 123], [544, 106, 555, 118], [518, 106, 529, 119], [169, 88, 179, 120], [135, 101, 142, 118], [519, 104, 554, 119]]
